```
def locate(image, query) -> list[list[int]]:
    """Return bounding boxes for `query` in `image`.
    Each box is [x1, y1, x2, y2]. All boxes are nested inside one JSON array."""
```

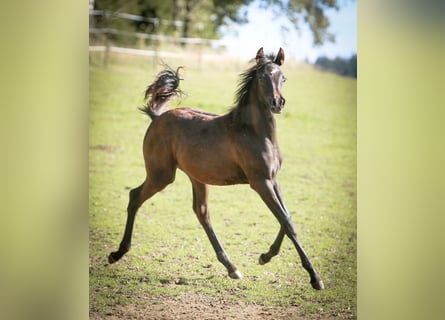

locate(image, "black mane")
[[230, 55, 274, 125], [233, 54, 275, 108]]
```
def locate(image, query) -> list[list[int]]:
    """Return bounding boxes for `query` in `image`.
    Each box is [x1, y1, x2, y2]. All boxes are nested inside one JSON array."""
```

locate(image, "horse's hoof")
[[311, 279, 325, 290], [108, 252, 119, 264], [229, 270, 243, 279], [258, 254, 269, 265]]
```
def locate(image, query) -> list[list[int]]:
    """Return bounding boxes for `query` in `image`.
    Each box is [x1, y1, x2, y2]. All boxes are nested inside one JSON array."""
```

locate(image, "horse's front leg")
[[259, 227, 285, 265], [250, 178, 324, 290], [190, 178, 242, 279]]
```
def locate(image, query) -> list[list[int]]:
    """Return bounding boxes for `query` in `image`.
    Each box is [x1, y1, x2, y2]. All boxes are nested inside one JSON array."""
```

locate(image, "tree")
[[260, 0, 341, 45], [92, 0, 350, 46], [314, 54, 357, 78]]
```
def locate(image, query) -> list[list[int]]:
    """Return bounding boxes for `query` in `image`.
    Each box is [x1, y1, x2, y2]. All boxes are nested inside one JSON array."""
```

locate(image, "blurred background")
[[89, 0, 356, 78]]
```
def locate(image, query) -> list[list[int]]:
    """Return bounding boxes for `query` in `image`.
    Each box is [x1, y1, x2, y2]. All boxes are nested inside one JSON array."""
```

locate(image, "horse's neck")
[[245, 90, 277, 141], [246, 104, 276, 140]]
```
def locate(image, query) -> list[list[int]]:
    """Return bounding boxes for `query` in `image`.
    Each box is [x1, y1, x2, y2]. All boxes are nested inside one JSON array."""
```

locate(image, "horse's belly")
[[177, 158, 248, 186]]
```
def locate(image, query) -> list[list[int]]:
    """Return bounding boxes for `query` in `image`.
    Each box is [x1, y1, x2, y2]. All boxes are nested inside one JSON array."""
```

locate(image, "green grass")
[[89, 52, 356, 318]]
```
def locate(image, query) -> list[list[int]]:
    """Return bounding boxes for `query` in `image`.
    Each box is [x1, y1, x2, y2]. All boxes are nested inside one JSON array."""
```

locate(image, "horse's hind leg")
[[190, 178, 242, 279], [259, 182, 286, 265], [108, 179, 165, 264]]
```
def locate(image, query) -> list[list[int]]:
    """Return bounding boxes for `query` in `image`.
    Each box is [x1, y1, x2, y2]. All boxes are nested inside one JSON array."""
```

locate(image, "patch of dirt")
[[90, 145, 125, 152], [89, 292, 332, 320]]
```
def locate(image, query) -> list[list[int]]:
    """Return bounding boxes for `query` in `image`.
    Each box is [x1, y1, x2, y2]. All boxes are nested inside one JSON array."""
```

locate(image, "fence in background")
[[89, 10, 226, 68]]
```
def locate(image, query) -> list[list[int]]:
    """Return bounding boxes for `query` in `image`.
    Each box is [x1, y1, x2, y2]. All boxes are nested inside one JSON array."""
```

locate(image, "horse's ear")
[[255, 47, 264, 65], [274, 48, 285, 66]]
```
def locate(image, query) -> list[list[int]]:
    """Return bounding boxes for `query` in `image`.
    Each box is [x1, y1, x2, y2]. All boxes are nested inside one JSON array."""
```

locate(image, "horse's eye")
[[282, 77, 287, 83]]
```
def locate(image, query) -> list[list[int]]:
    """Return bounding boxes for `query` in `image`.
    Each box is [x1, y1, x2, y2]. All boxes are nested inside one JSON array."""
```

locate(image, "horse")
[[108, 47, 324, 290]]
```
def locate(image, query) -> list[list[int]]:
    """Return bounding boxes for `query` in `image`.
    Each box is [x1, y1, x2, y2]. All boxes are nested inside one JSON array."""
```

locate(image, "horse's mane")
[[230, 54, 275, 125], [234, 54, 274, 108]]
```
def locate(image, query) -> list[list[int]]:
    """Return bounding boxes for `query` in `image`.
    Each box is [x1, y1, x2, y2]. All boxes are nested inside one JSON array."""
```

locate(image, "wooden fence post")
[[103, 12, 111, 68]]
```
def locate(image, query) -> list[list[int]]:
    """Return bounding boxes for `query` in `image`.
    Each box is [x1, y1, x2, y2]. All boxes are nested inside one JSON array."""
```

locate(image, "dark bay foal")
[[108, 47, 324, 290]]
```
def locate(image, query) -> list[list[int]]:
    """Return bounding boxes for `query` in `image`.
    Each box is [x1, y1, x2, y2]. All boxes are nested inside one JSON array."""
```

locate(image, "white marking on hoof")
[[229, 270, 243, 279]]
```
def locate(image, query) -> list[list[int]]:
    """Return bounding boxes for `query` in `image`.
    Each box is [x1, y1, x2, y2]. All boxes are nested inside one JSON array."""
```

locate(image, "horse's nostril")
[[273, 96, 285, 107]]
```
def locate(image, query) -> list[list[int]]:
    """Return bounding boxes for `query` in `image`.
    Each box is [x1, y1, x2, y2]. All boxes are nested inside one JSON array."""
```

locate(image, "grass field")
[[89, 51, 356, 319]]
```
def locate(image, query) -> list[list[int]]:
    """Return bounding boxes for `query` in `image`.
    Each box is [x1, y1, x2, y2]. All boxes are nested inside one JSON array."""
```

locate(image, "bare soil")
[[89, 292, 335, 320]]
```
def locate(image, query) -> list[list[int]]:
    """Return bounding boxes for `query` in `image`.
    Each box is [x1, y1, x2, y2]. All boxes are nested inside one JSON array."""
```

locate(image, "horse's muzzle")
[[271, 96, 285, 114]]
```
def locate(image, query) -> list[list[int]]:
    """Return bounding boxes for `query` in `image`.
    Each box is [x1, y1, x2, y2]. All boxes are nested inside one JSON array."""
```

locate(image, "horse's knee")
[[198, 204, 208, 215], [194, 204, 210, 225]]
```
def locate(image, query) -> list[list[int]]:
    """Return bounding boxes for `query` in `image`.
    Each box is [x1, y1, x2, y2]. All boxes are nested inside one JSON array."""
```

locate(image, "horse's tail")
[[139, 66, 184, 119]]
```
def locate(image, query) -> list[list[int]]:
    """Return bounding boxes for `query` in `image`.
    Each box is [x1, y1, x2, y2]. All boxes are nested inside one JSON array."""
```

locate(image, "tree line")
[[91, 0, 348, 46], [314, 54, 357, 78]]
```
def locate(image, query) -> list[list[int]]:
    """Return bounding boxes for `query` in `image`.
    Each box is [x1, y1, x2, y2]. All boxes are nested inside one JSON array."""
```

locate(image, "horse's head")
[[255, 47, 287, 114]]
